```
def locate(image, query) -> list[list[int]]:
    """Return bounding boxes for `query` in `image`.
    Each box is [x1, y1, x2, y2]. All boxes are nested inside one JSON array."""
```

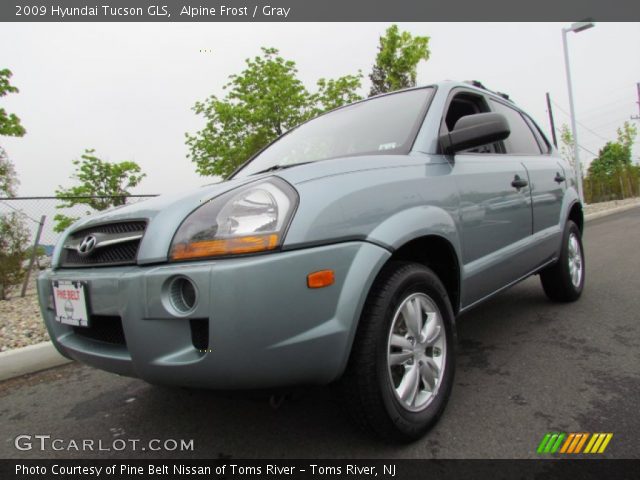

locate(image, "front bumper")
[[37, 242, 390, 389]]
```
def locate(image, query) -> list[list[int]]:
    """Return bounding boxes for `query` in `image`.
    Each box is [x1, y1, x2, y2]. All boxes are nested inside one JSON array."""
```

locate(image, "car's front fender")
[[366, 204, 461, 255]]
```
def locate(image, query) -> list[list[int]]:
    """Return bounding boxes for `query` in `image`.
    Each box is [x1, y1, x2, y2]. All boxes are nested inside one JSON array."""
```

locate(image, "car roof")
[[342, 80, 514, 113], [375, 80, 512, 102]]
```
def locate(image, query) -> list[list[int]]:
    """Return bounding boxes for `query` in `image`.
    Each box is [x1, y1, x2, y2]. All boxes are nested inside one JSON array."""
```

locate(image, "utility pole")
[[632, 82, 640, 121], [546, 92, 558, 148]]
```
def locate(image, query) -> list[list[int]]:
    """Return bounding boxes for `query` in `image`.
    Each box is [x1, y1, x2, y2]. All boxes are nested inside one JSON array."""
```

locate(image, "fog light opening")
[[168, 276, 198, 314], [190, 318, 209, 352]]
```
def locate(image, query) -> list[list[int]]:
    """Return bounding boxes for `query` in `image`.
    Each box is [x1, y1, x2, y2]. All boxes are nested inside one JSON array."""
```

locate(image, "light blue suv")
[[38, 81, 585, 442]]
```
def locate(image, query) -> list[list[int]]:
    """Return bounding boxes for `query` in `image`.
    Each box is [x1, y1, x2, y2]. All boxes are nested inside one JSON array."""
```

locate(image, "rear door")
[[490, 100, 564, 266]]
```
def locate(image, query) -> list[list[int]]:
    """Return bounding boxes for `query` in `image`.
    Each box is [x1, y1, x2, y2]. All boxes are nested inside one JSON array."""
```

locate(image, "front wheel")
[[341, 262, 456, 443], [540, 220, 585, 302]]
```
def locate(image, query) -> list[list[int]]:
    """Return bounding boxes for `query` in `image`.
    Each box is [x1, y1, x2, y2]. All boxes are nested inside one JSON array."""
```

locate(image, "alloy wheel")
[[387, 292, 447, 412]]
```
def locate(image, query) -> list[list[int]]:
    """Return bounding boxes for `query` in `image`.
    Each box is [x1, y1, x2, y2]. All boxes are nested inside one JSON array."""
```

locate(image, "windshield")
[[232, 87, 434, 178]]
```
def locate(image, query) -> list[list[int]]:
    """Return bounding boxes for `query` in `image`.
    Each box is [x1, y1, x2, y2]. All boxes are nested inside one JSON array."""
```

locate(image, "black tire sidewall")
[[374, 265, 456, 438]]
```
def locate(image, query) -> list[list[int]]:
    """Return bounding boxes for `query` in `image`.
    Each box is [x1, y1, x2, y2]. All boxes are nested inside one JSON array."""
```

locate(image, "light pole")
[[562, 20, 594, 204]]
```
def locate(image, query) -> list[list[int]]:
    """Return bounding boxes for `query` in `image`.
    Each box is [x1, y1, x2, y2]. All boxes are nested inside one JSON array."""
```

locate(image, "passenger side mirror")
[[439, 112, 510, 154]]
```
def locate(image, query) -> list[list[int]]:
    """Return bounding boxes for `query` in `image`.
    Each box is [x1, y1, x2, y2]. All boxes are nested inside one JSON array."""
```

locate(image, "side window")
[[522, 114, 552, 154], [490, 100, 542, 155], [441, 91, 496, 154]]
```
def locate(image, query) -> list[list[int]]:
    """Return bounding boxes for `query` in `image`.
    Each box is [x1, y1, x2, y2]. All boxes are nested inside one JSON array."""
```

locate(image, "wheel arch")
[[364, 205, 463, 316], [337, 232, 463, 381], [337, 206, 464, 380], [568, 201, 584, 234], [388, 235, 462, 316]]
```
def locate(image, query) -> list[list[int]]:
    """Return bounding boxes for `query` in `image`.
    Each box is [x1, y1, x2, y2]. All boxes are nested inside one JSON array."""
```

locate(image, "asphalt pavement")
[[1, 207, 639, 459]]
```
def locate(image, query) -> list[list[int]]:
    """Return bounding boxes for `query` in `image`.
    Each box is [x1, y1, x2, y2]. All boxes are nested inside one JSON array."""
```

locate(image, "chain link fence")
[[0, 195, 157, 298]]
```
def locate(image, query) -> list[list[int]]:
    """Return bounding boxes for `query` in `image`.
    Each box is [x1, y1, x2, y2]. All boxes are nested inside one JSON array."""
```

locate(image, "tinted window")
[[490, 100, 541, 155], [233, 88, 434, 178], [445, 96, 485, 131], [522, 114, 551, 153], [442, 91, 497, 154]]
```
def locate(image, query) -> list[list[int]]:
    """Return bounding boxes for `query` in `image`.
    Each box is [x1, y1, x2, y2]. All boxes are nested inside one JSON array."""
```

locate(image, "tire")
[[341, 261, 456, 443], [540, 220, 585, 302]]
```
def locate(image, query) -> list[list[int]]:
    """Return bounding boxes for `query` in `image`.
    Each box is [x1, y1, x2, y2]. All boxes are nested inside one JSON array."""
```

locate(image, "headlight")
[[169, 177, 298, 261]]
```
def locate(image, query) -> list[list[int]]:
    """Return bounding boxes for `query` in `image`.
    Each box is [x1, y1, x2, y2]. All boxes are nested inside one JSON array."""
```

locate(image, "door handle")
[[554, 172, 566, 183], [511, 175, 528, 189]]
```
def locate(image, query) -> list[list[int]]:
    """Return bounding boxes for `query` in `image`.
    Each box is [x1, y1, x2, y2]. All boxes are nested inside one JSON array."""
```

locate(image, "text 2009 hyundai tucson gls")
[[39, 81, 585, 442]]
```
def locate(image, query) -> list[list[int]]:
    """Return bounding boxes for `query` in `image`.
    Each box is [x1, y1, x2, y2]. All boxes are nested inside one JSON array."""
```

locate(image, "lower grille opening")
[[73, 315, 126, 346], [189, 318, 209, 351]]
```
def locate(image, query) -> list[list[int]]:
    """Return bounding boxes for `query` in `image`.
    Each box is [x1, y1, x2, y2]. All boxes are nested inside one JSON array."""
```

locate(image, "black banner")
[[2, 460, 639, 480], [2, 0, 640, 22]]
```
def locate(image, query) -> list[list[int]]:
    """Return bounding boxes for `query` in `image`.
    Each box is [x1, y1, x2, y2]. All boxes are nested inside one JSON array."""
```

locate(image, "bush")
[[0, 212, 30, 300]]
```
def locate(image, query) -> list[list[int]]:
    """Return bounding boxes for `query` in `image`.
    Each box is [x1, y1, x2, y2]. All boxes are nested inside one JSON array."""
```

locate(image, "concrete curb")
[[585, 201, 640, 222], [0, 341, 72, 382], [1, 200, 638, 383]]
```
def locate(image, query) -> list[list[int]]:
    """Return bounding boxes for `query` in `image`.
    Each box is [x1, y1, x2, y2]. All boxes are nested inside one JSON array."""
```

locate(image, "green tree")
[[559, 124, 576, 171], [616, 121, 637, 162], [368, 25, 430, 97], [0, 146, 18, 197], [589, 142, 627, 178], [312, 73, 363, 113], [588, 122, 637, 177], [54, 149, 146, 232], [585, 121, 639, 202], [0, 68, 26, 138], [0, 148, 29, 299], [0, 214, 29, 300], [186, 47, 362, 178]]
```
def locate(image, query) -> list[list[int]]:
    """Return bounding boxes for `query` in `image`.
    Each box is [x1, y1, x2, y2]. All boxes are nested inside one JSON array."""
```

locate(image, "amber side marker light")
[[307, 270, 335, 289], [171, 234, 279, 260]]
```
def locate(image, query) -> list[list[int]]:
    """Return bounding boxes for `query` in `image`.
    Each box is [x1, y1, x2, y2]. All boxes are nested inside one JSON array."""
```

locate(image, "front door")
[[439, 89, 535, 308]]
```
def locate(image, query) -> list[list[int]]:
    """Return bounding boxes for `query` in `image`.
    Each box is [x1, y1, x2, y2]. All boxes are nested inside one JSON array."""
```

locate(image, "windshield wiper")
[[250, 162, 311, 176]]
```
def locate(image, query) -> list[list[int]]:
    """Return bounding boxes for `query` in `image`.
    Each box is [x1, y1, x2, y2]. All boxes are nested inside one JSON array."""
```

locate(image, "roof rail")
[[464, 80, 513, 102], [465, 80, 487, 90]]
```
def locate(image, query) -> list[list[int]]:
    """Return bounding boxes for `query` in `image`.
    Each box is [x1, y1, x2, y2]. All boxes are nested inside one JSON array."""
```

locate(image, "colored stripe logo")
[[537, 433, 613, 454]]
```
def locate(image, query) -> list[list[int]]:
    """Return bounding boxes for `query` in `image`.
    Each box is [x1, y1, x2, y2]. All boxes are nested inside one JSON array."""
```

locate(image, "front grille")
[[73, 315, 126, 346], [75, 221, 146, 235], [60, 220, 146, 268], [64, 242, 139, 266]]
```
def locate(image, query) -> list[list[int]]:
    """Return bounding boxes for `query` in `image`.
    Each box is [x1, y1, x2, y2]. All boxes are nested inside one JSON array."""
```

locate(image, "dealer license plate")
[[52, 280, 90, 327]]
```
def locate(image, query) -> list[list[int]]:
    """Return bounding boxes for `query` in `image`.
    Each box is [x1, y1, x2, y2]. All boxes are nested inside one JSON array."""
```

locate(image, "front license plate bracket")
[[52, 280, 90, 327]]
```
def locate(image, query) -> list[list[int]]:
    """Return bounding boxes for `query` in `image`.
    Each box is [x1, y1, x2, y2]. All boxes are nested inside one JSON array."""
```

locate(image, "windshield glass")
[[232, 87, 434, 178]]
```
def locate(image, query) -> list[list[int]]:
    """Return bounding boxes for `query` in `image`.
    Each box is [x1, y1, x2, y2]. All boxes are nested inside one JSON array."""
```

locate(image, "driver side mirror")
[[439, 112, 510, 155]]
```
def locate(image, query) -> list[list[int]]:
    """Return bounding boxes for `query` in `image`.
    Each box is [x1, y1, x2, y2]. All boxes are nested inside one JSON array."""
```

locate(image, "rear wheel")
[[540, 220, 585, 302], [342, 262, 456, 443]]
